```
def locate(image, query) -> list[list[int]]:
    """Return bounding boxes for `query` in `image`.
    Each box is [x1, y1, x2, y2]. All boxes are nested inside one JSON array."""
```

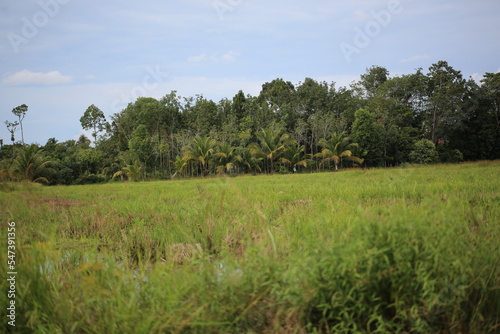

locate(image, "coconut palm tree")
[[112, 161, 144, 181], [182, 136, 216, 176], [316, 132, 364, 170], [213, 143, 238, 174], [11, 145, 55, 183], [236, 147, 263, 174], [173, 155, 188, 176], [281, 143, 312, 172], [248, 128, 292, 173]]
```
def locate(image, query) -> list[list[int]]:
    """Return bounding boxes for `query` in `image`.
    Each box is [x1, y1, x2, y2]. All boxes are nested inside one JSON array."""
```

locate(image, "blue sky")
[[1, 0, 499, 145]]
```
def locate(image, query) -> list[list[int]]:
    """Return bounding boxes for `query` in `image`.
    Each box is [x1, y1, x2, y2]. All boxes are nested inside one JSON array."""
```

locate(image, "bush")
[[438, 145, 464, 163], [75, 173, 106, 185], [409, 139, 439, 164]]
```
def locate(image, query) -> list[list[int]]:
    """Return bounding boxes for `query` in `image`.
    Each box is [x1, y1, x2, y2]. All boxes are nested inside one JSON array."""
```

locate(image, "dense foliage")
[[2, 61, 499, 184]]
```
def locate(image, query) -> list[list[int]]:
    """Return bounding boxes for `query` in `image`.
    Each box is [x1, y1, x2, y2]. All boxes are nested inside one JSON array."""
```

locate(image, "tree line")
[[1, 61, 499, 184]]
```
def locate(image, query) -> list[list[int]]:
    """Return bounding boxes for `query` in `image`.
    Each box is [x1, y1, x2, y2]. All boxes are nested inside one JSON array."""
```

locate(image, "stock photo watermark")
[[212, 0, 243, 20], [110, 65, 170, 113], [339, 0, 404, 63], [7, 0, 71, 54], [6, 221, 17, 327]]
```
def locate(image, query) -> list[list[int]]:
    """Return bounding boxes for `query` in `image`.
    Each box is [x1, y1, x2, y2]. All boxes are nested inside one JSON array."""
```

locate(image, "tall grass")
[[1, 162, 499, 333]]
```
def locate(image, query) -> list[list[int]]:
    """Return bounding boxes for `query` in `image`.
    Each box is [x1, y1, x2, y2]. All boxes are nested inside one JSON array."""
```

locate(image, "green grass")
[[1, 162, 500, 333]]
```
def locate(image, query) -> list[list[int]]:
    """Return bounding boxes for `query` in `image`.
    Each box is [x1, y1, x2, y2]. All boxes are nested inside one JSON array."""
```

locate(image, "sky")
[[1, 0, 499, 145]]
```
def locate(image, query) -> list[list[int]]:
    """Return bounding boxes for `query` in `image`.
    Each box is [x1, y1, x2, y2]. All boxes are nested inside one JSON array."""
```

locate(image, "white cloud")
[[187, 51, 240, 63], [2, 70, 72, 86], [470, 73, 483, 84], [221, 50, 240, 61], [187, 54, 207, 62], [399, 55, 429, 63]]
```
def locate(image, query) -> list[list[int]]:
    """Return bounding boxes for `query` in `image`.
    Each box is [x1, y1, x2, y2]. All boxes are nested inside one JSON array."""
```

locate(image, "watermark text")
[[7, 0, 71, 54], [6, 222, 17, 327]]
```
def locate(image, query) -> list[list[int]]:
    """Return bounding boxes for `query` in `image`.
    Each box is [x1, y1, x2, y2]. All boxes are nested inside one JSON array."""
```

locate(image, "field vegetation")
[[1, 162, 499, 333]]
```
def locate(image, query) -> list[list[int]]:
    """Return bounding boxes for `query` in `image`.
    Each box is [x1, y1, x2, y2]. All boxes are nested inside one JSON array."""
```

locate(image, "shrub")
[[409, 139, 439, 164]]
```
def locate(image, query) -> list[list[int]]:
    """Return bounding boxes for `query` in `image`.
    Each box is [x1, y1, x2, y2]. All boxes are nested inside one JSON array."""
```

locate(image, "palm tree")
[[182, 136, 216, 176], [248, 128, 292, 173], [173, 155, 188, 176], [11, 145, 55, 183], [236, 147, 263, 174], [316, 132, 364, 170], [281, 143, 312, 172], [112, 161, 144, 182], [213, 143, 238, 174]]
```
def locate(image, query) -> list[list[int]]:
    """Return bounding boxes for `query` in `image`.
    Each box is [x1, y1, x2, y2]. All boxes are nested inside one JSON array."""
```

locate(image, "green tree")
[[236, 147, 263, 174], [74, 147, 106, 177], [182, 95, 221, 135], [316, 132, 363, 170], [409, 139, 439, 164], [11, 145, 55, 183], [447, 78, 500, 160], [182, 136, 216, 176], [296, 78, 331, 120], [426, 61, 466, 142], [379, 69, 427, 114], [80, 104, 108, 145], [351, 109, 384, 167], [356, 66, 390, 99], [367, 94, 418, 166], [129, 124, 154, 168], [248, 127, 291, 174], [12, 104, 28, 145], [213, 143, 239, 174], [231, 90, 247, 121], [259, 78, 297, 129], [481, 72, 500, 128], [281, 142, 311, 172], [112, 161, 143, 182], [308, 112, 343, 155]]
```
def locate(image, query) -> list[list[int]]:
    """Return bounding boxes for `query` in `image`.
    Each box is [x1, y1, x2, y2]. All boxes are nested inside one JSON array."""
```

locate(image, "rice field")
[[1, 161, 499, 333]]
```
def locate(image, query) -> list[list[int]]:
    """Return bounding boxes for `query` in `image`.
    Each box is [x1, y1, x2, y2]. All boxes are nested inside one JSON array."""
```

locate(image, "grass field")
[[1, 162, 500, 333]]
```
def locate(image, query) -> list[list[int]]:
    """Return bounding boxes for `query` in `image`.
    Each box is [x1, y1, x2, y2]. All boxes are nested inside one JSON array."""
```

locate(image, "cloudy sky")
[[1, 0, 499, 145]]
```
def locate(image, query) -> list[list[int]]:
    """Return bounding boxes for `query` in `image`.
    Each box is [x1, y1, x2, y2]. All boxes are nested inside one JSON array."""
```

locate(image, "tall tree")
[[448, 78, 500, 160], [481, 72, 500, 127], [80, 104, 108, 145], [356, 66, 390, 99], [259, 78, 297, 129], [232, 90, 247, 121], [12, 104, 28, 145], [426, 61, 466, 142], [351, 109, 384, 167], [296, 78, 331, 120], [129, 124, 154, 168]]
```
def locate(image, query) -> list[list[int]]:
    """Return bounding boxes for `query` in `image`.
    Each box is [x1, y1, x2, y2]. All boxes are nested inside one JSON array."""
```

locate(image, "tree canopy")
[[2, 61, 499, 184]]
